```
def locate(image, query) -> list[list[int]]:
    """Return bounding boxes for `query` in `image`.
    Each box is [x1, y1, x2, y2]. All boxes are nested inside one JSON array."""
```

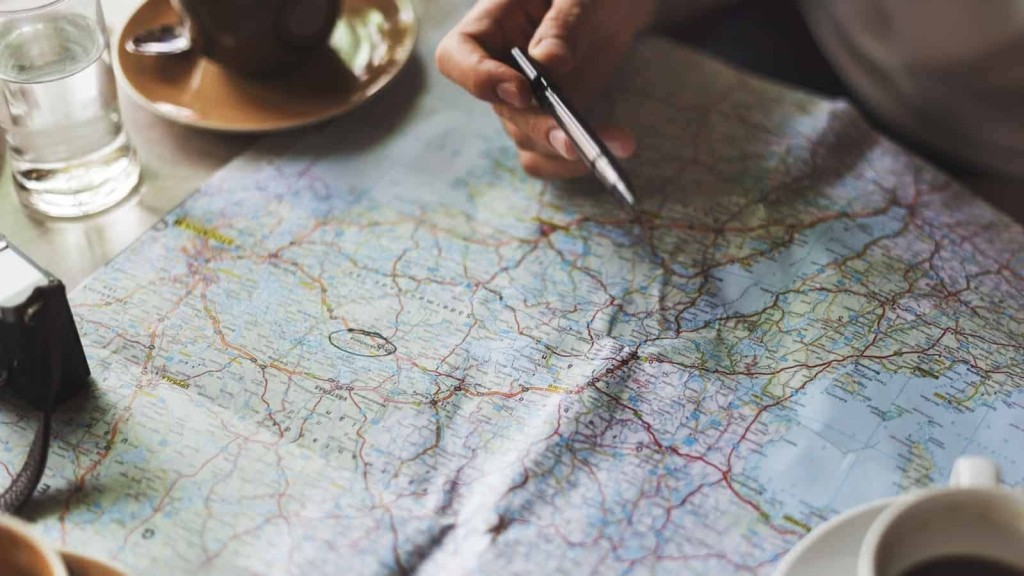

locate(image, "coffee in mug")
[[899, 555, 1024, 576], [175, 0, 342, 76]]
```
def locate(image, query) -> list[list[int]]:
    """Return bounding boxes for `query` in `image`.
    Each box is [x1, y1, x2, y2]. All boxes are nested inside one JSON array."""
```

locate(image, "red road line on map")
[[257, 367, 284, 437], [120, 438, 240, 547], [66, 155, 1022, 564], [199, 429, 247, 559], [296, 396, 325, 441], [60, 397, 137, 542]]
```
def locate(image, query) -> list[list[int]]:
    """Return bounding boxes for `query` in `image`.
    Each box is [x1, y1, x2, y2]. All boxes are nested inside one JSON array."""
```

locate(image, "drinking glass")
[[0, 0, 140, 218]]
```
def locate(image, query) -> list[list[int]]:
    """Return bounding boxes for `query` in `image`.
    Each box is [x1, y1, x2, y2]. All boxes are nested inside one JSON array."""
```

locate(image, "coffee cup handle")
[[949, 455, 1000, 489]]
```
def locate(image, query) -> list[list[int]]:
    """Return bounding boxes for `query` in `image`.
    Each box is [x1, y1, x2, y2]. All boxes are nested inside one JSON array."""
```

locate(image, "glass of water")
[[0, 0, 140, 218]]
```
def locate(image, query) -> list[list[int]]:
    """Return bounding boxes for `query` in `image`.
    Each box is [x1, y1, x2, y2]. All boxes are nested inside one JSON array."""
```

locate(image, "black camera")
[[0, 235, 91, 513], [0, 236, 91, 409]]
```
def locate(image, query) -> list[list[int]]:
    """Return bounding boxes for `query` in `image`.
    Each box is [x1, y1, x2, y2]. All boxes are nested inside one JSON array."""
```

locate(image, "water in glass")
[[0, 10, 140, 217]]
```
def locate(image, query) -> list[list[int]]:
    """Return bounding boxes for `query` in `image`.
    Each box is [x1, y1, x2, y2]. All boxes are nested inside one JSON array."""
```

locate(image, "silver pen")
[[510, 47, 637, 209]]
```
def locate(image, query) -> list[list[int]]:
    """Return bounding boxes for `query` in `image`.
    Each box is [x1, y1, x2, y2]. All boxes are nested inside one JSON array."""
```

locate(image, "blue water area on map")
[[711, 209, 906, 316], [740, 358, 1024, 525]]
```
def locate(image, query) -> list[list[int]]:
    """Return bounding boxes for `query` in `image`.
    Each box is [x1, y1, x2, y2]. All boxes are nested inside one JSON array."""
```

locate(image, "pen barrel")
[[514, 47, 636, 207], [538, 87, 603, 164]]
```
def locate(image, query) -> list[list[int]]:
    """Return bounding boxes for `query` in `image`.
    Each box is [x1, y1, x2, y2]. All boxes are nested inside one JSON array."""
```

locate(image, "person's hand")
[[435, 0, 657, 179]]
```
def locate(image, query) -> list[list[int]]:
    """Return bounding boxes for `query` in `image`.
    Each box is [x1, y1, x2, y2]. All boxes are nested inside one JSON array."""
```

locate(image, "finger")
[[494, 104, 566, 158], [494, 104, 637, 161], [435, 31, 532, 108], [519, 150, 590, 180], [528, 0, 592, 76], [549, 126, 637, 161], [500, 118, 547, 154], [503, 118, 581, 161], [591, 126, 638, 159]]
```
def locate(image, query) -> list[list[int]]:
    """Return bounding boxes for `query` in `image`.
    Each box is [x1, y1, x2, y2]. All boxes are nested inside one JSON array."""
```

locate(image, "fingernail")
[[497, 82, 528, 108], [607, 139, 633, 159], [548, 129, 574, 160]]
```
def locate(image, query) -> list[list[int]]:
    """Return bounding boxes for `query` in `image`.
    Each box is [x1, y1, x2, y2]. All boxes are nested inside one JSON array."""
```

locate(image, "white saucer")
[[773, 497, 898, 576]]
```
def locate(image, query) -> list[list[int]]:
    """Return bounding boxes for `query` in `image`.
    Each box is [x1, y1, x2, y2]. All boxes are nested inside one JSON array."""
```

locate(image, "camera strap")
[[0, 409, 53, 514], [0, 290, 62, 514]]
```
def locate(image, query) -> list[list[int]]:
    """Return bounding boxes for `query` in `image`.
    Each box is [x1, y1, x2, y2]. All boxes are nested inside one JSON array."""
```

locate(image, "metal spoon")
[[125, 23, 192, 56]]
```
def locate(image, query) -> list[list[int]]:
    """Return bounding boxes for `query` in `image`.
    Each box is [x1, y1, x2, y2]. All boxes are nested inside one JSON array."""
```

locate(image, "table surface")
[[0, 0, 258, 290]]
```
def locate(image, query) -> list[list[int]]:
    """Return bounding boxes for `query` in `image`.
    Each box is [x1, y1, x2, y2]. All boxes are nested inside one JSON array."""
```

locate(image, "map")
[[2, 27, 1024, 575]]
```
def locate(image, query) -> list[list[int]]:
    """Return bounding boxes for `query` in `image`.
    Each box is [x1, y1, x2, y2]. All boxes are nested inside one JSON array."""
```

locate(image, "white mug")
[[858, 455, 1024, 576]]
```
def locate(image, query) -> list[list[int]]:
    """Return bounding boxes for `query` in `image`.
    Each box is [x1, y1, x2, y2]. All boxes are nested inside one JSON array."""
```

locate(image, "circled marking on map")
[[329, 329, 397, 358]]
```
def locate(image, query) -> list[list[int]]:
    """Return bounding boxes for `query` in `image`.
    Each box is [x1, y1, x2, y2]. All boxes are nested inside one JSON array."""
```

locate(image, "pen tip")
[[617, 182, 636, 209]]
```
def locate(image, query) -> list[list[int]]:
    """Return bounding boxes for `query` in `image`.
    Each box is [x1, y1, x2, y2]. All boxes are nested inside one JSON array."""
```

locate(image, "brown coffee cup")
[[0, 514, 129, 576], [175, 0, 342, 77], [0, 515, 67, 576]]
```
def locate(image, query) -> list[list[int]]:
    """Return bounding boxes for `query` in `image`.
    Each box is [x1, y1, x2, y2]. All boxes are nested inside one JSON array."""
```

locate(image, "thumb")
[[528, 0, 590, 76]]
